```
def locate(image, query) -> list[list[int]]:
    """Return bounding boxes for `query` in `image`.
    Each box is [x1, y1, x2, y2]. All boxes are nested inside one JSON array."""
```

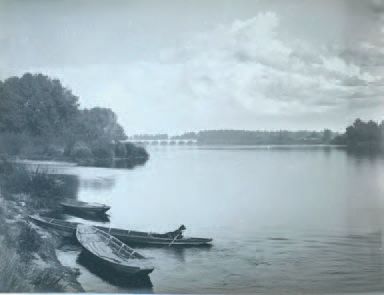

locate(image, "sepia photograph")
[[0, 0, 384, 293]]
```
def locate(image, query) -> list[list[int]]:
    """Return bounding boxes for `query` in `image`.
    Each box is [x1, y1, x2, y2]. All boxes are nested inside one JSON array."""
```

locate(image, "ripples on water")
[[28, 146, 384, 293]]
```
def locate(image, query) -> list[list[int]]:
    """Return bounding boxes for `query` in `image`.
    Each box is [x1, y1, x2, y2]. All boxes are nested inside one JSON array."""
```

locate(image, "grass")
[[0, 238, 31, 292], [0, 240, 66, 292], [0, 159, 82, 292], [0, 218, 67, 292], [0, 159, 65, 204], [32, 269, 65, 292]]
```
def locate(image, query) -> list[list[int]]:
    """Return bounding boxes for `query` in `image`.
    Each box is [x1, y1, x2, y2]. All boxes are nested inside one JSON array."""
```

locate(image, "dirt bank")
[[0, 195, 84, 292]]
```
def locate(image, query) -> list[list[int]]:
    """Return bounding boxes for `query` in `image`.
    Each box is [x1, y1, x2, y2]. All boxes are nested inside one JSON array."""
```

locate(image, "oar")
[[168, 232, 181, 247]]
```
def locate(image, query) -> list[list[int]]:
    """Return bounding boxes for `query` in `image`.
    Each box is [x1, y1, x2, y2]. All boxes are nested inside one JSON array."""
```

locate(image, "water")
[[30, 146, 384, 293]]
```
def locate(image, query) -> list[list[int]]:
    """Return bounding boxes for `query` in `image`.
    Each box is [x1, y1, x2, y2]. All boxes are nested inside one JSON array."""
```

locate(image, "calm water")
[[31, 146, 384, 293]]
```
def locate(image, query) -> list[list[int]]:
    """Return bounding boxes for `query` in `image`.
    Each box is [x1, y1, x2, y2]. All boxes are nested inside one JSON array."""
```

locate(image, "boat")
[[28, 215, 213, 246], [60, 199, 110, 215], [76, 224, 154, 276]]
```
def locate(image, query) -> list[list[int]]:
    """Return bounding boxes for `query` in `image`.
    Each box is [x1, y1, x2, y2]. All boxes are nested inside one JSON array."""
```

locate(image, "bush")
[[69, 141, 93, 160], [125, 143, 149, 161], [92, 144, 114, 160]]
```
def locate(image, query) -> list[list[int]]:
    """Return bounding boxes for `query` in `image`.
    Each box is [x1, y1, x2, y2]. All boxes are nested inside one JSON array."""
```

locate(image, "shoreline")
[[0, 166, 84, 292]]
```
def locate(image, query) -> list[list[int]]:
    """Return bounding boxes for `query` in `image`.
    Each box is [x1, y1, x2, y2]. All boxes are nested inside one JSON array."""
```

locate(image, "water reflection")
[[53, 173, 80, 198], [54, 211, 110, 223], [24, 147, 384, 293], [77, 251, 153, 291], [79, 177, 116, 190], [90, 158, 148, 169]]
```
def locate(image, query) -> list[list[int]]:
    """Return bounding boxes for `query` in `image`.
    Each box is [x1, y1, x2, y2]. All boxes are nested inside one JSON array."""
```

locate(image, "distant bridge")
[[123, 139, 198, 146]]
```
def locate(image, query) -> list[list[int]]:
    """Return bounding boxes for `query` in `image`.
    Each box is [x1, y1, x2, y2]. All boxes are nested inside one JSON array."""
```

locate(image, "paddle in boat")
[[28, 215, 213, 246], [76, 224, 154, 276], [60, 199, 110, 215]]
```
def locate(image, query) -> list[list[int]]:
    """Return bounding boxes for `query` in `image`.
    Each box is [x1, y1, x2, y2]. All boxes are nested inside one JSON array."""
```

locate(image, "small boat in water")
[[28, 215, 213, 246], [60, 199, 110, 215], [76, 224, 154, 276]]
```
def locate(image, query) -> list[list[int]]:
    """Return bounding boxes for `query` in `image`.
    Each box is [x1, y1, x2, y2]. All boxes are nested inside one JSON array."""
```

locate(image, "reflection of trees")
[[79, 177, 116, 191], [55, 174, 79, 198]]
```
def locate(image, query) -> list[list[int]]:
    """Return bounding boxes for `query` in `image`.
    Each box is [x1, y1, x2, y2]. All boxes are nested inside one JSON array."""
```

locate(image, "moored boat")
[[60, 199, 110, 215], [76, 224, 154, 276], [28, 215, 213, 246]]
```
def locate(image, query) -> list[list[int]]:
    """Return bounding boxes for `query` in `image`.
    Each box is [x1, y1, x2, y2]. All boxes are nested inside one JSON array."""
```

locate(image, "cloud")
[[160, 12, 379, 113], [10, 11, 383, 132]]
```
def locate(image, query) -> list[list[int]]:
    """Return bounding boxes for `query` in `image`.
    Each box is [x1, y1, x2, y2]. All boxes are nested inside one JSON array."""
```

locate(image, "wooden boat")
[[28, 215, 213, 246], [76, 224, 154, 276], [60, 199, 110, 215]]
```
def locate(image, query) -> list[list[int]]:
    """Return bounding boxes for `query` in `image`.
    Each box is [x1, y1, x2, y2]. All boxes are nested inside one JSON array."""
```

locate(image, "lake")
[[30, 146, 384, 293]]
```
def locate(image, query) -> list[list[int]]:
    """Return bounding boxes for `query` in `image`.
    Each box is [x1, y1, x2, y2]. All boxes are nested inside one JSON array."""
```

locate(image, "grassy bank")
[[0, 160, 83, 292]]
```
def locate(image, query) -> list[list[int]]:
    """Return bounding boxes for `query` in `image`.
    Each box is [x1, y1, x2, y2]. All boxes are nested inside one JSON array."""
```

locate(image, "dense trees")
[[164, 130, 335, 145], [0, 73, 148, 167], [332, 119, 384, 151], [0, 73, 126, 144], [0, 73, 79, 137]]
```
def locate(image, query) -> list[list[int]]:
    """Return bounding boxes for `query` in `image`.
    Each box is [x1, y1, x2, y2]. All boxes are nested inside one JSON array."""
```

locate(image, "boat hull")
[[61, 204, 110, 215], [76, 225, 154, 277], [80, 246, 154, 276], [29, 215, 213, 247]]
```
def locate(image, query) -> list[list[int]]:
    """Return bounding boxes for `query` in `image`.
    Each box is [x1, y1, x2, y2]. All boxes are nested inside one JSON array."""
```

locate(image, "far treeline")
[[133, 119, 384, 152], [132, 129, 337, 145], [0, 73, 148, 168]]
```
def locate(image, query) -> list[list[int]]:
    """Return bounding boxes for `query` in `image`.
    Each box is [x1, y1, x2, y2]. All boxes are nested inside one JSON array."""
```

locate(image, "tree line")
[[0, 73, 148, 167], [131, 129, 336, 145], [332, 119, 384, 151]]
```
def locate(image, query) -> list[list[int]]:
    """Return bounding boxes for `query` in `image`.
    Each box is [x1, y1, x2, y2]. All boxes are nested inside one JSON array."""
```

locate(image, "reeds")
[[0, 159, 64, 201]]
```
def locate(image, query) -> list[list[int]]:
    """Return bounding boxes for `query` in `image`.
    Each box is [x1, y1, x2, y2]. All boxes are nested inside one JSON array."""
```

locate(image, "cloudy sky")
[[0, 0, 383, 134]]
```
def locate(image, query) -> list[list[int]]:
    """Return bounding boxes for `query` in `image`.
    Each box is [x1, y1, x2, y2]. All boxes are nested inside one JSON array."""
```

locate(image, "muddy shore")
[[0, 194, 84, 292]]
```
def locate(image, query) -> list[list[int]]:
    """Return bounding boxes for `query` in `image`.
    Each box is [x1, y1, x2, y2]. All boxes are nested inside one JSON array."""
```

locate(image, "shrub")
[[69, 141, 93, 160], [92, 144, 114, 160], [125, 143, 149, 163]]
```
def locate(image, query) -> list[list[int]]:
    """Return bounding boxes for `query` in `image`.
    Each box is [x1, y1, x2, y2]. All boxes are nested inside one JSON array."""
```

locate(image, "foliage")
[[0, 73, 148, 168], [195, 129, 336, 145], [0, 73, 78, 137], [125, 142, 149, 162], [0, 73, 127, 152], [332, 119, 384, 151], [68, 141, 93, 161]]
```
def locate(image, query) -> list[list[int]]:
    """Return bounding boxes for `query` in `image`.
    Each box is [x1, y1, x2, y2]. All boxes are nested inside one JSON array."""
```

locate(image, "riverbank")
[[0, 161, 84, 292], [0, 135, 149, 169]]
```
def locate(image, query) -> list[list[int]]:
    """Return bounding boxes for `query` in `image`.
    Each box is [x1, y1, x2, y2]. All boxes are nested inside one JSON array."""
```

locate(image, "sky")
[[0, 0, 383, 134]]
